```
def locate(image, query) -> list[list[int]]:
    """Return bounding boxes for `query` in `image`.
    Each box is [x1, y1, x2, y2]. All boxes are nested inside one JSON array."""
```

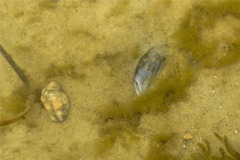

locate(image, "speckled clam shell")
[[41, 81, 69, 122], [134, 44, 168, 95]]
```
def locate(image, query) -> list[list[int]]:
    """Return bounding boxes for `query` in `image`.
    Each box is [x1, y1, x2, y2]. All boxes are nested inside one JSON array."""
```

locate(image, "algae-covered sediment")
[[172, 0, 240, 68], [0, 0, 240, 159], [94, 0, 240, 159]]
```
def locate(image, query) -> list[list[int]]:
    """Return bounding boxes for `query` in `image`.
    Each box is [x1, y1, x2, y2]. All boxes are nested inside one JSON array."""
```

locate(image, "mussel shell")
[[134, 44, 168, 95], [41, 81, 69, 122]]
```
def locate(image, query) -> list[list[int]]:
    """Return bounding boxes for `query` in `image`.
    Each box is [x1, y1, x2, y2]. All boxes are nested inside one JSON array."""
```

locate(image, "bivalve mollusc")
[[134, 44, 168, 95], [41, 81, 69, 122]]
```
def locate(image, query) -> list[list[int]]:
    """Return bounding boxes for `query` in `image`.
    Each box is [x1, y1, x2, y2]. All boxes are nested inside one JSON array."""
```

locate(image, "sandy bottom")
[[0, 0, 239, 159]]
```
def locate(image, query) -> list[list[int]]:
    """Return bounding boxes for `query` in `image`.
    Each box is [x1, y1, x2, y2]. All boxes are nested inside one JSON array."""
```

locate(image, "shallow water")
[[0, 0, 240, 159]]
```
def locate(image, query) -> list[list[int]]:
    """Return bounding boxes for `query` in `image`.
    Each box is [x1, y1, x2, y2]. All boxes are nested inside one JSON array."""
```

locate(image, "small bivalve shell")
[[134, 44, 168, 95], [41, 81, 69, 122]]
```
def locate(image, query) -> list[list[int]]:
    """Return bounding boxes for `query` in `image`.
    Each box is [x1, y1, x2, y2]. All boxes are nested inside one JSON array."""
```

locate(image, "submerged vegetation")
[[1, 0, 239, 159], [193, 133, 240, 160], [94, 0, 240, 158], [95, 51, 195, 156], [38, 0, 59, 10], [44, 63, 86, 80], [99, 53, 194, 122], [172, 0, 240, 68], [144, 132, 177, 160]]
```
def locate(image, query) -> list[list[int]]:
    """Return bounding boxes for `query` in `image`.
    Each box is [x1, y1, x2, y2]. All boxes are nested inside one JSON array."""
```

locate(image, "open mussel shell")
[[0, 87, 31, 126], [41, 81, 69, 122], [134, 44, 169, 95]]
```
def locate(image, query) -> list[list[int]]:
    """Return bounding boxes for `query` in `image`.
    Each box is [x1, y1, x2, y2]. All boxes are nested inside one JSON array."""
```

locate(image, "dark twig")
[[0, 45, 30, 88], [0, 45, 31, 126]]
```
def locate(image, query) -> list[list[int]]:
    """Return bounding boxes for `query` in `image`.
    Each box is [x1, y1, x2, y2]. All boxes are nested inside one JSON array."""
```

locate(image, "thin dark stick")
[[0, 45, 30, 88]]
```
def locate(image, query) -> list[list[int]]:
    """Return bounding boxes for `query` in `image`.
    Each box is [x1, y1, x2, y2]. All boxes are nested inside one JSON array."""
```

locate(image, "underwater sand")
[[0, 0, 240, 159]]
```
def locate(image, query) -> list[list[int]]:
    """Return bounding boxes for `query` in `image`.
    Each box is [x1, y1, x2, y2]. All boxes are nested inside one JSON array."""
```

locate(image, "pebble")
[[41, 81, 69, 122], [184, 133, 193, 140]]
